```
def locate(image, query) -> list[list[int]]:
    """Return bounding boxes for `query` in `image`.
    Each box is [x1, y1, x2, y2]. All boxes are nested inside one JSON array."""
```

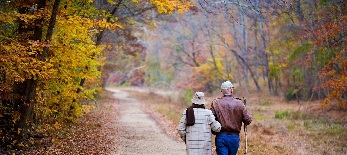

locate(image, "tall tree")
[[1, 0, 119, 148]]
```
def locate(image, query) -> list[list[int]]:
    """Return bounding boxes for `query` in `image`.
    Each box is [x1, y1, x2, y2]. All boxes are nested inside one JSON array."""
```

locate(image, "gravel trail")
[[105, 88, 186, 155]]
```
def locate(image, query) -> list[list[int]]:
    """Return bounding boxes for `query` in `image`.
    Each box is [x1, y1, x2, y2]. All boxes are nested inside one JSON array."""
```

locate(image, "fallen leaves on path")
[[13, 91, 119, 155]]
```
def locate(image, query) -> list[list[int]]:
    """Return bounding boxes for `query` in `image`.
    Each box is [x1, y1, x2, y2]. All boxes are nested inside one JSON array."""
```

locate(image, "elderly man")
[[178, 92, 221, 155], [211, 81, 252, 155]]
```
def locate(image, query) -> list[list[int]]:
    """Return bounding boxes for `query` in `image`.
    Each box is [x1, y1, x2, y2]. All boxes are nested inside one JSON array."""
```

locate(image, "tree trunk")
[[295, 0, 305, 22], [230, 49, 262, 93], [94, 0, 123, 88], [13, 0, 60, 141], [231, 16, 249, 93], [206, 16, 221, 90], [14, 0, 47, 141], [13, 79, 37, 141], [223, 16, 262, 93], [254, 19, 265, 84], [271, 51, 279, 95], [256, 0, 272, 94], [238, 6, 250, 93], [41, 0, 61, 61], [338, 2, 346, 58]]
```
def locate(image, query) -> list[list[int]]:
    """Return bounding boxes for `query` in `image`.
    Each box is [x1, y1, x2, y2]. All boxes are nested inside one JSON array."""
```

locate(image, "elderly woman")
[[178, 92, 221, 155]]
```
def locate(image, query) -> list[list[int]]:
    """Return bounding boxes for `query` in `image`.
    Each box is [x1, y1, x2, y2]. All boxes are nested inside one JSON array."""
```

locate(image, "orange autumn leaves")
[[0, 0, 195, 148]]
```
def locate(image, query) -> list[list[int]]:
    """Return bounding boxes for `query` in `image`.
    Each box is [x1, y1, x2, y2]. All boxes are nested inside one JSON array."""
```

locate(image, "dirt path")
[[105, 88, 186, 155]]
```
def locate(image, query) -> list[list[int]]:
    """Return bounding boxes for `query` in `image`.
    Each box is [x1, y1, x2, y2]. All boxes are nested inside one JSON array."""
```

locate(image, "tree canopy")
[[0, 0, 193, 149]]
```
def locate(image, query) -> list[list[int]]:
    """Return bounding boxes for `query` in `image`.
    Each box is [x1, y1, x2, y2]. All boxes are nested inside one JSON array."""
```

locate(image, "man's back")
[[212, 81, 252, 155], [211, 96, 252, 134]]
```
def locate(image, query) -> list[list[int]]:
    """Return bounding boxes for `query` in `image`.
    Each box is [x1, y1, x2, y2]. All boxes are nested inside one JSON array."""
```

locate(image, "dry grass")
[[127, 87, 347, 155]]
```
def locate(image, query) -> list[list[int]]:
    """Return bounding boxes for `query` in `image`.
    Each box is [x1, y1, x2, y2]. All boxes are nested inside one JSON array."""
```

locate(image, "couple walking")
[[177, 81, 252, 155]]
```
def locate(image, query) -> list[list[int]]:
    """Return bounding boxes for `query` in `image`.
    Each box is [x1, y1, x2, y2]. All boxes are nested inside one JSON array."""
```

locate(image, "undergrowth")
[[273, 110, 347, 154], [8, 91, 118, 155]]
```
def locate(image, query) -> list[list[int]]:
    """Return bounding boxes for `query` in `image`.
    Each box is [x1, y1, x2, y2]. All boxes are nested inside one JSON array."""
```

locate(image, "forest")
[[1, 0, 346, 153]]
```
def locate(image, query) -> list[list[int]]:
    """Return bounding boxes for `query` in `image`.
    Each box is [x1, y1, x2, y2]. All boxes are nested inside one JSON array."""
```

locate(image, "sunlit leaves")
[[0, 0, 123, 148], [0, 41, 54, 83], [149, 0, 194, 14], [1, 0, 196, 149], [0, 11, 17, 25], [190, 56, 233, 91], [37, 12, 106, 123]]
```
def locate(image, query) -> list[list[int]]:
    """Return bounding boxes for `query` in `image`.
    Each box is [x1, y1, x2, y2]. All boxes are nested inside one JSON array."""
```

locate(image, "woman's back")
[[178, 108, 221, 155]]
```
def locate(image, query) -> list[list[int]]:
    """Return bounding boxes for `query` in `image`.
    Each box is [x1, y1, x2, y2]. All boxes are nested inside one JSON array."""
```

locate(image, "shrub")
[[284, 87, 301, 101], [182, 89, 194, 106], [259, 100, 273, 106], [275, 110, 289, 119], [253, 114, 265, 120]]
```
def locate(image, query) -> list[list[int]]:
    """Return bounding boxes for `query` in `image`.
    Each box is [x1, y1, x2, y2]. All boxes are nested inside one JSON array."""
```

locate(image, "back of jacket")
[[177, 108, 221, 155], [211, 97, 252, 134]]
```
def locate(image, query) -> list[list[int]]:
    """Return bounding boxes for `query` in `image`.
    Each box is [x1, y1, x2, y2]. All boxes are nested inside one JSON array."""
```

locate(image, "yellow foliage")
[[53, 122, 61, 130], [191, 56, 233, 91], [0, 11, 16, 24], [33, 10, 106, 123], [0, 0, 195, 147], [82, 105, 96, 114], [149, 0, 194, 14]]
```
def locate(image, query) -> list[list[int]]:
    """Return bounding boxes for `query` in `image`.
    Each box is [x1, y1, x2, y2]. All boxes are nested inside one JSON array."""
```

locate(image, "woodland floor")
[[11, 87, 347, 155], [10, 89, 119, 155]]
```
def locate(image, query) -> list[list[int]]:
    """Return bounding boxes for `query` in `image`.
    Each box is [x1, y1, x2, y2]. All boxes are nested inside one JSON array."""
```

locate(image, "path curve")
[[105, 88, 186, 155]]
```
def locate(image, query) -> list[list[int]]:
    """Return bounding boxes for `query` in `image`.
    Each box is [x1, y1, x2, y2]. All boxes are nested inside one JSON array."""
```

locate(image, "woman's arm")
[[177, 110, 187, 141], [208, 110, 222, 132]]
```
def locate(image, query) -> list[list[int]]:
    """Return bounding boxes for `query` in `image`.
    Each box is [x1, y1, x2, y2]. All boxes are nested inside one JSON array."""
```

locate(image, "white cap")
[[191, 92, 206, 105], [221, 81, 233, 90]]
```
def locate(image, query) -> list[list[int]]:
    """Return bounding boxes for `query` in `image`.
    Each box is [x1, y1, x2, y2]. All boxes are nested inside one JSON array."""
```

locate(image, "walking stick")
[[243, 97, 248, 155]]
